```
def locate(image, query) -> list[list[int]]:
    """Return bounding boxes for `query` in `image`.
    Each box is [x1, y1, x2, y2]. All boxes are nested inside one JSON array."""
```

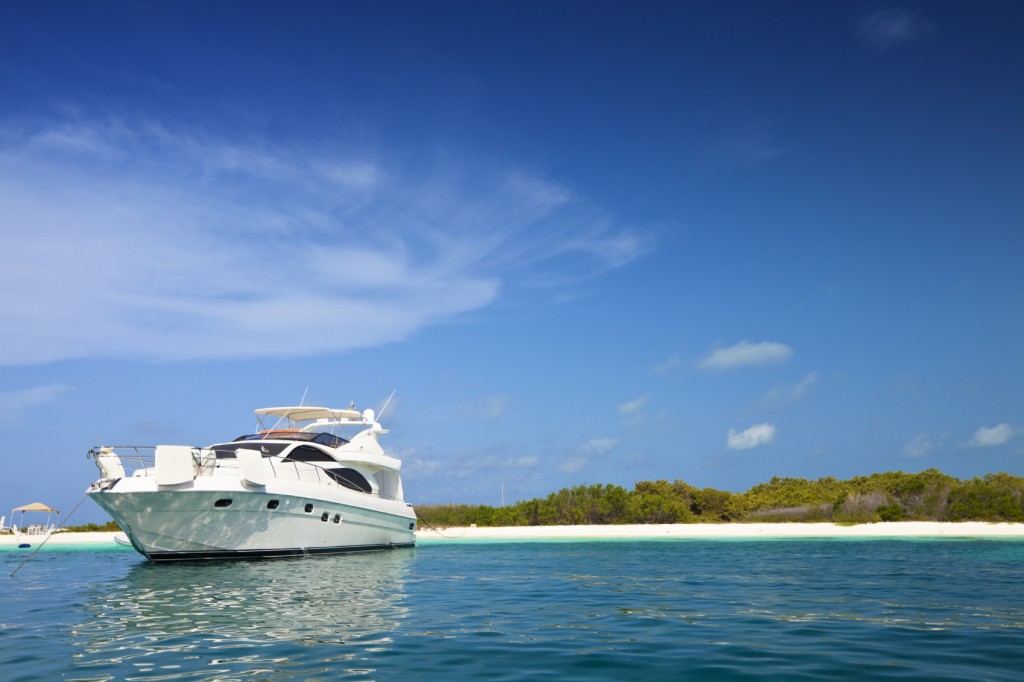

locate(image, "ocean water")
[[2, 538, 1023, 681]]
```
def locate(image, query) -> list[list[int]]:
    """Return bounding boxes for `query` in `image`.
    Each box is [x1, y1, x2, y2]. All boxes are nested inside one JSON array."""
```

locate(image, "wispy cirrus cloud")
[[0, 384, 73, 426], [579, 437, 621, 456], [902, 432, 936, 457], [652, 352, 682, 375], [557, 437, 621, 474], [727, 423, 775, 450], [0, 115, 654, 366], [700, 341, 793, 370], [484, 395, 509, 420], [618, 396, 648, 428], [761, 372, 819, 406], [857, 8, 935, 50]]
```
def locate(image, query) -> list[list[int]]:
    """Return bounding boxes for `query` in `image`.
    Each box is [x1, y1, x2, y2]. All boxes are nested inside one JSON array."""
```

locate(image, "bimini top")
[[254, 405, 387, 436], [255, 406, 364, 423]]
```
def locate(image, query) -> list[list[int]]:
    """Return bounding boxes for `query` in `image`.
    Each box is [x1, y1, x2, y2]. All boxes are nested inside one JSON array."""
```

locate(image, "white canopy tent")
[[9, 502, 60, 534]]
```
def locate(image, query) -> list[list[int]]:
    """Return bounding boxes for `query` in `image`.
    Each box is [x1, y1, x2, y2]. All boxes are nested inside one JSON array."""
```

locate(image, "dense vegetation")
[[416, 470, 1024, 527], [65, 520, 121, 532]]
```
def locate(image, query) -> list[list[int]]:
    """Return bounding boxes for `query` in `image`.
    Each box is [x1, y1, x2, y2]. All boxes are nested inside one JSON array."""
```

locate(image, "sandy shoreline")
[[0, 531, 121, 547], [414, 522, 1024, 540], [4, 522, 1024, 548]]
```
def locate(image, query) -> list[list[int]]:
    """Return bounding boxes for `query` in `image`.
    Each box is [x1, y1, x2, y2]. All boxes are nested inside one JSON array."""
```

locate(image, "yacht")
[[86, 405, 416, 562]]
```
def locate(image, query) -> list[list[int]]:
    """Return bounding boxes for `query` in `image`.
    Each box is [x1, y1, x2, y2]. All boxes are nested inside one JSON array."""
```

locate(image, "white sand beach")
[[3, 523, 1023, 549], [0, 531, 120, 547], [414, 522, 1024, 541]]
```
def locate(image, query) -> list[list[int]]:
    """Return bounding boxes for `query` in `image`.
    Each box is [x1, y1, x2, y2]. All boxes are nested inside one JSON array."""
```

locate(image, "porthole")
[[304, 504, 314, 513], [267, 500, 280, 510], [333, 514, 341, 524], [215, 499, 232, 508], [409, 522, 415, 530], [321, 512, 330, 522]]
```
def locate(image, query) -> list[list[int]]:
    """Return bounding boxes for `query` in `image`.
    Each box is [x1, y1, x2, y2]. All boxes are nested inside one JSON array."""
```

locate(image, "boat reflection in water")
[[70, 551, 413, 679]]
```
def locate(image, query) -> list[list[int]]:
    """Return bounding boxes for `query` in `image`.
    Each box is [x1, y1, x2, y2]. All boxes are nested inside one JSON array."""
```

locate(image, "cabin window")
[[321, 512, 329, 522], [304, 503, 314, 513], [313, 432, 349, 448], [215, 499, 233, 508], [267, 500, 280, 510], [212, 443, 288, 458], [283, 445, 336, 463], [333, 514, 341, 524], [325, 468, 373, 493]]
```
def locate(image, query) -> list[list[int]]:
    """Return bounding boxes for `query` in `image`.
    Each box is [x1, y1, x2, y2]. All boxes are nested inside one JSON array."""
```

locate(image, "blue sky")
[[2, 1, 1022, 523]]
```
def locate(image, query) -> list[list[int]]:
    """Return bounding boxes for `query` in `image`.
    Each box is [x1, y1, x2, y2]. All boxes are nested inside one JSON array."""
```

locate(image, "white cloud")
[[579, 438, 620, 456], [0, 384, 73, 413], [902, 433, 934, 458], [505, 456, 540, 468], [618, 396, 648, 428], [554, 437, 620, 475], [618, 397, 647, 415], [790, 372, 818, 399], [762, 372, 819, 406], [967, 424, 1017, 448], [727, 423, 775, 450], [858, 9, 935, 50], [652, 352, 682, 375], [484, 395, 509, 420], [558, 456, 588, 474], [403, 457, 446, 480], [700, 341, 793, 369], [0, 116, 654, 365]]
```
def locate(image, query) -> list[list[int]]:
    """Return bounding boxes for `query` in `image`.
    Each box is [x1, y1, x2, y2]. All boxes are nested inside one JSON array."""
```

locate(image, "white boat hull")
[[89, 482, 416, 562]]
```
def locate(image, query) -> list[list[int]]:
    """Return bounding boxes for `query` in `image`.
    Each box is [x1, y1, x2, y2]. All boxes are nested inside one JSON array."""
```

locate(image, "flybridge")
[[255, 405, 387, 434]]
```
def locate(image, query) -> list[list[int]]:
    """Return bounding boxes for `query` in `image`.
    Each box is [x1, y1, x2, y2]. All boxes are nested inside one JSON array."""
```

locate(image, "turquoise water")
[[2, 539, 1023, 680]]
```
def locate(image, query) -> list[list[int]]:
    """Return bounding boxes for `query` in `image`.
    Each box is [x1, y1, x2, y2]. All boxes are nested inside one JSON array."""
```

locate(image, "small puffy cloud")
[[700, 341, 793, 369], [727, 423, 776, 450], [967, 424, 1017, 448], [902, 433, 934, 458], [858, 8, 935, 50]]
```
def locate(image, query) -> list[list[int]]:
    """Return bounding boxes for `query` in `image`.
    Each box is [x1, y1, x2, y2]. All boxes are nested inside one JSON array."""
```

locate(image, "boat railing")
[[90, 445, 400, 500], [88, 445, 164, 477]]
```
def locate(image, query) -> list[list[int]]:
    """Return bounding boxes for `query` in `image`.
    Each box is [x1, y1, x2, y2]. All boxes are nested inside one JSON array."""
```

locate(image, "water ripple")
[[2, 539, 1024, 680]]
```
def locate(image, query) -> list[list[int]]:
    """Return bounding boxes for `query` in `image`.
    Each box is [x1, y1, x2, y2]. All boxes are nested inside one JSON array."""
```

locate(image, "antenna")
[[377, 390, 397, 422], [299, 387, 309, 406]]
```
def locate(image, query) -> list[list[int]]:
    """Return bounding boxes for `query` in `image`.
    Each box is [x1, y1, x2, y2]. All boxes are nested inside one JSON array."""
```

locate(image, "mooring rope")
[[414, 509, 468, 539], [10, 494, 89, 577]]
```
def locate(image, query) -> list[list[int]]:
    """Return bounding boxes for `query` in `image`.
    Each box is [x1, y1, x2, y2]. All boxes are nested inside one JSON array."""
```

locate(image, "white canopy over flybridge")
[[255, 406, 365, 423], [254, 405, 386, 434]]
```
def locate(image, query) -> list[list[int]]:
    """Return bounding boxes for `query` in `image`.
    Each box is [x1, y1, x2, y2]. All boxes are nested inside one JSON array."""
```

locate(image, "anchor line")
[[414, 509, 468, 540], [10, 494, 89, 577]]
